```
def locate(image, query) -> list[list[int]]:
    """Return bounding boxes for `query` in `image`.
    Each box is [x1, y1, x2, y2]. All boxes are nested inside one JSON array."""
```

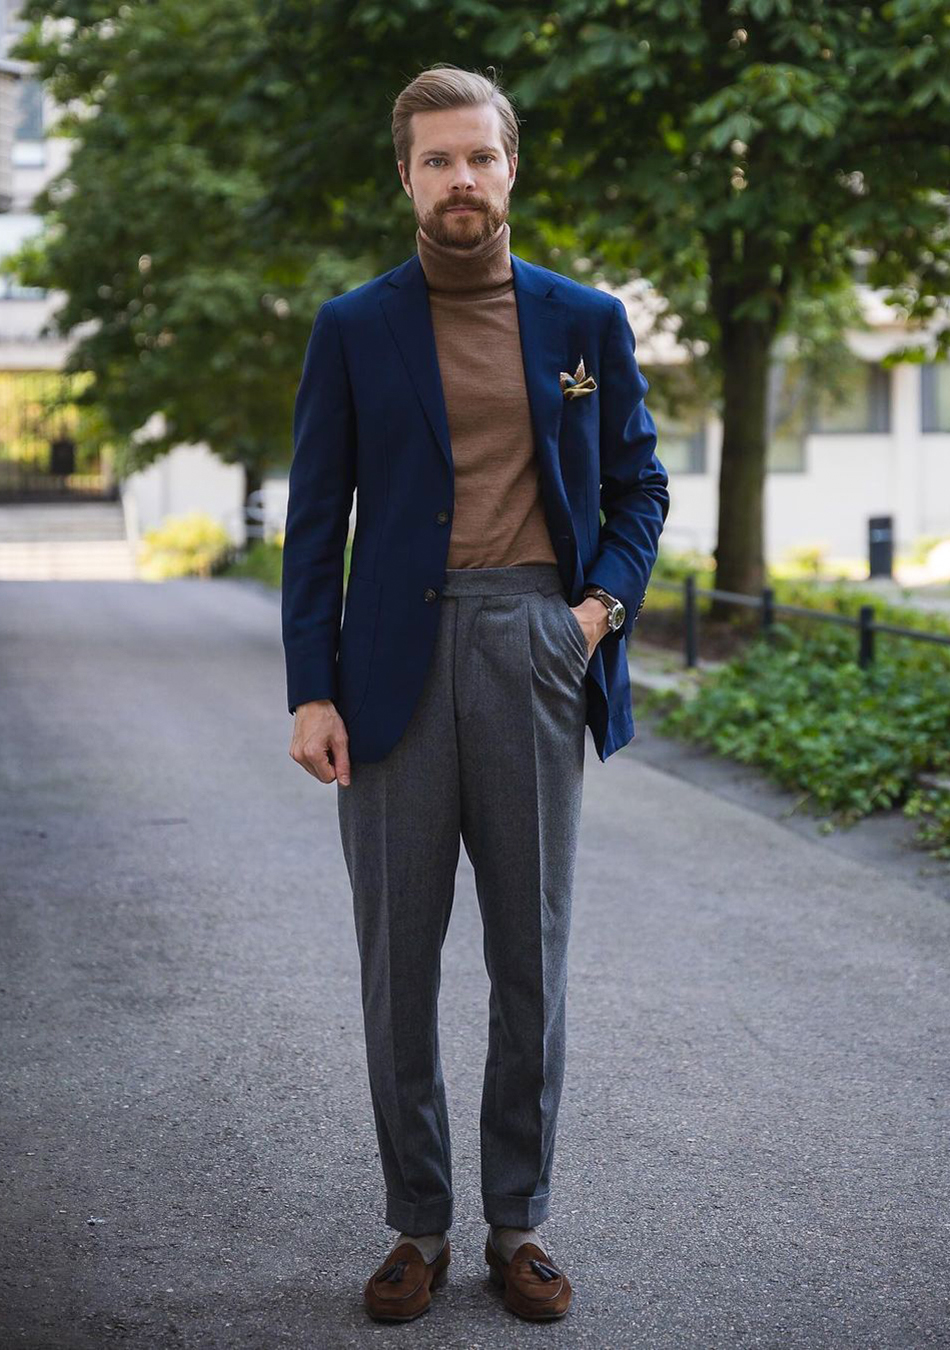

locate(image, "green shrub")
[[653, 624, 950, 858], [652, 546, 715, 582], [224, 538, 284, 587], [781, 542, 828, 578], [906, 534, 948, 566], [220, 531, 356, 591], [645, 555, 950, 638], [138, 512, 233, 580], [772, 578, 950, 637]]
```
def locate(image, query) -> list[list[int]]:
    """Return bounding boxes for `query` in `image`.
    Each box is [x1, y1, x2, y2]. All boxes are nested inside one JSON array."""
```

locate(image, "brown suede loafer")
[[364, 1236, 450, 1322], [484, 1233, 572, 1321]]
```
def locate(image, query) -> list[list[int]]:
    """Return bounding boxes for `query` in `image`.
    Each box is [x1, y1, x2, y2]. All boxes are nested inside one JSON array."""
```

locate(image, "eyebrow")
[[418, 145, 500, 158]]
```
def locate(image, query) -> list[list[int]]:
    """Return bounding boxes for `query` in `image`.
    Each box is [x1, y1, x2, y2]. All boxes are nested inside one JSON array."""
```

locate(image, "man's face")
[[398, 103, 517, 249]]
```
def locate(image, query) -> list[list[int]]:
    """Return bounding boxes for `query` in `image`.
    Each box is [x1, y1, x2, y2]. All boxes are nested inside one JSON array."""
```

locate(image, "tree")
[[6, 0, 367, 505], [10, 0, 950, 582], [254, 0, 950, 598]]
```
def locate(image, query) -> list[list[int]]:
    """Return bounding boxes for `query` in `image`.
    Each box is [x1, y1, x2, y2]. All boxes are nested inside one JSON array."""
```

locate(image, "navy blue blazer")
[[281, 248, 670, 764]]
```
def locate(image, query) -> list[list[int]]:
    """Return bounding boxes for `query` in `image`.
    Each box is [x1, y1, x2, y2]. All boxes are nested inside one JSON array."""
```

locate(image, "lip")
[[446, 206, 480, 213]]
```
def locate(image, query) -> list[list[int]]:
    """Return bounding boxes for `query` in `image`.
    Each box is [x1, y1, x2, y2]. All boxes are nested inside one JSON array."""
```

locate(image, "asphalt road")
[[1, 578, 948, 1349]]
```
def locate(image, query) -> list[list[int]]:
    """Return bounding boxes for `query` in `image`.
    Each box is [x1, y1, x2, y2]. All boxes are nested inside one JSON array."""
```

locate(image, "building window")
[[644, 364, 708, 475], [653, 416, 705, 474], [809, 356, 890, 433], [0, 275, 46, 298], [15, 75, 43, 141], [10, 74, 45, 167], [921, 363, 950, 432], [766, 359, 808, 472], [766, 353, 891, 470]]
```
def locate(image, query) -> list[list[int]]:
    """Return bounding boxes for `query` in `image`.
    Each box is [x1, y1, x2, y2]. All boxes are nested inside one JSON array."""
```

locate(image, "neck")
[[416, 219, 512, 293]]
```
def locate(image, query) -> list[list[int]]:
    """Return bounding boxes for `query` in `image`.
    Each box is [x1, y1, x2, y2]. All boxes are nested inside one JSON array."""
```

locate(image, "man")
[[282, 64, 669, 1324]]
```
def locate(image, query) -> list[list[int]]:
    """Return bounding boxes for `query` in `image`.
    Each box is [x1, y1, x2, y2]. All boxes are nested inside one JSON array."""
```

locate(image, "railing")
[[650, 576, 950, 669]]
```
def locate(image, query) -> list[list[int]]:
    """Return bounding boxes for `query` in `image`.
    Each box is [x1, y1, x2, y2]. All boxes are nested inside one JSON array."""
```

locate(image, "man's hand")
[[569, 597, 611, 661], [290, 699, 351, 786]]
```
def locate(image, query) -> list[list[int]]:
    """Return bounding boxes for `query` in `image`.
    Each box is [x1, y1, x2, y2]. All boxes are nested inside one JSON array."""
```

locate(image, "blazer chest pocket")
[[562, 388, 599, 433]]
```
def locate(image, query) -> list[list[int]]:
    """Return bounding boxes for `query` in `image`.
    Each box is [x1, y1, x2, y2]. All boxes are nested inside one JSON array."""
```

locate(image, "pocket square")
[[559, 355, 598, 400]]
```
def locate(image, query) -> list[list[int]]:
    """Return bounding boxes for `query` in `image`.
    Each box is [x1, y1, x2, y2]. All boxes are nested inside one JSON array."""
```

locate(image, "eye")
[[424, 155, 496, 167]]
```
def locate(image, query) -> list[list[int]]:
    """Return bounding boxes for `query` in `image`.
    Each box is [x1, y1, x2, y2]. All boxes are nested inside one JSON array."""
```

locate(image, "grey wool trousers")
[[336, 562, 588, 1235]]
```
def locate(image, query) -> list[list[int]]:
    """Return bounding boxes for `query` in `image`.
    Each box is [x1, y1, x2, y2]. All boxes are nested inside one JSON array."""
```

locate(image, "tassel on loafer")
[[484, 1234, 572, 1321], [364, 1235, 450, 1321]]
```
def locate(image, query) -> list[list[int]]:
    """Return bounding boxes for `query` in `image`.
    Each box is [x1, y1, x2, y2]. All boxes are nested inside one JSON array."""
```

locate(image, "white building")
[[613, 276, 950, 567]]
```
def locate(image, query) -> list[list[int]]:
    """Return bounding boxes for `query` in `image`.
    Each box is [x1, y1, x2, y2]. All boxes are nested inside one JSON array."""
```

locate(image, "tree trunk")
[[242, 462, 264, 553], [708, 251, 783, 622], [713, 315, 773, 605], [244, 462, 263, 508]]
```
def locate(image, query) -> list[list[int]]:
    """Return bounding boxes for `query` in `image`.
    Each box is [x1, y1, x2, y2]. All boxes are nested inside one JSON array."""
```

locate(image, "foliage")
[[906, 534, 950, 566], [138, 511, 233, 579], [652, 547, 716, 582], [782, 542, 828, 578], [220, 530, 355, 590], [649, 549, 950, 640], [223, 537, 284, 587], [3, 0, 369, 491], [256, 1, 950, 348], [6, 0, 950, 578], [773, 578, 950, 638], [651, 624, 950, 857]]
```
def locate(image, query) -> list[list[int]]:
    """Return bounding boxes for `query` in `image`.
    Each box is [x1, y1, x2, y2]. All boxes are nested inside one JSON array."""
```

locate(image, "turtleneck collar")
[[416, 219, 512, 293]]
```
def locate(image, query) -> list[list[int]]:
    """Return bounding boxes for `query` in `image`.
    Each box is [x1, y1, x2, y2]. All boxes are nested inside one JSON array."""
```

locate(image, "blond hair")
[[391, 63, 520, 172]]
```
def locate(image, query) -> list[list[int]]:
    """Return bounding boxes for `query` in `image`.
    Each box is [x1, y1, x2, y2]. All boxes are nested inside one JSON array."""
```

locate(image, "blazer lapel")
[[378, 255, 453, 473], [509, 252, 567, 472]]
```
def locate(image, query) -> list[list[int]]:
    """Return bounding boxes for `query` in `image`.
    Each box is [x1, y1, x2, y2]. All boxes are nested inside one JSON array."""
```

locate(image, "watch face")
[[611, 602, 626, 630]]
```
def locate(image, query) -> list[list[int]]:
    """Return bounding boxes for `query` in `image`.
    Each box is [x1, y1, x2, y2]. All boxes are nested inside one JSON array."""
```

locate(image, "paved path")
[[1, 579, 948, 1349]]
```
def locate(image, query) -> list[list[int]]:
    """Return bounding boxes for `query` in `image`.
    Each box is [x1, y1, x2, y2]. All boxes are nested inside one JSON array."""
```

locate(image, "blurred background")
[[0, 0, 947, 595]]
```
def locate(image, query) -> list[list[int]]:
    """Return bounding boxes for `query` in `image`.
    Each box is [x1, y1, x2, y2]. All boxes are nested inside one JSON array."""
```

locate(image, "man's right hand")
[[289, 700, 351, 786]]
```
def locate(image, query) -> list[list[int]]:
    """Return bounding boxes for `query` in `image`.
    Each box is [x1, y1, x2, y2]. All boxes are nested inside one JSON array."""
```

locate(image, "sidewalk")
[[1, 577, 948, 1348], [628, 637, 723, 700]]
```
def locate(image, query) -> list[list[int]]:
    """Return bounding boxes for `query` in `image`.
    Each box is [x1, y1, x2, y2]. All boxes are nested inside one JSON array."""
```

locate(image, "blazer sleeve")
[[281, 298, 357, 714], [584, 296, 670, 640]]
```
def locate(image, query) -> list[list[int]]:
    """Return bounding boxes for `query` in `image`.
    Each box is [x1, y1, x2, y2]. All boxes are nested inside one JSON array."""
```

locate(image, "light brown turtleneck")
[[415, 219, 558, 569]]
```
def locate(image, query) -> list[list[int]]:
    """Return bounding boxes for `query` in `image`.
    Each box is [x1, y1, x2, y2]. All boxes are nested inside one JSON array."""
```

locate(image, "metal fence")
[[650, 575, 950, 669]]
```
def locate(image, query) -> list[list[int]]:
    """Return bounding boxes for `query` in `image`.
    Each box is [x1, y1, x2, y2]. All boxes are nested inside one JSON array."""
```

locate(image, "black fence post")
[[859, 604, 875, 668], [684, 573, 697, 668], [762, 586, 775, 638]]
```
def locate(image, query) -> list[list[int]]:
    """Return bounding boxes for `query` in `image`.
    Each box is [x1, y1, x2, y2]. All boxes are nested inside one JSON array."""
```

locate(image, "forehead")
[[410, 104, 504, 157]]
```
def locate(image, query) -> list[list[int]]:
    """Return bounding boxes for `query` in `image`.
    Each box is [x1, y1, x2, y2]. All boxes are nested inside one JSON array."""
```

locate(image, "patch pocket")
[[560, 390, 599, 448]]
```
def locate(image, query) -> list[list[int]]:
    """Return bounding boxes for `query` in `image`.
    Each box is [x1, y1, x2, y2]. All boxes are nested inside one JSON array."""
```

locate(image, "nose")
[[448, 161, 478, 193]]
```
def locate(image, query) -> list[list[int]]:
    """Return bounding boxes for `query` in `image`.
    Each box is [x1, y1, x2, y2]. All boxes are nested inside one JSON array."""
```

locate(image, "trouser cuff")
[[482, 1189, 551, 1228], [385, 1192, 454, 1235]]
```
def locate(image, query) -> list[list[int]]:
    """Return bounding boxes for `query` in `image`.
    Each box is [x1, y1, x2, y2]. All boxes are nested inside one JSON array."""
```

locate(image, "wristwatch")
[[583, 585, 626, 632]]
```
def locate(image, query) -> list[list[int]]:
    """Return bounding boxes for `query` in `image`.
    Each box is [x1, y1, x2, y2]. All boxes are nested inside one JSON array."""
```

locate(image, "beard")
[[413, 189, 509, 249]]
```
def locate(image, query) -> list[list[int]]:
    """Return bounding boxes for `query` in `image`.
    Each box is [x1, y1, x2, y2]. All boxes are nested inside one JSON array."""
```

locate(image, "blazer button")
[[423, 587, 438, 602], [435, 510, 449, 524]]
